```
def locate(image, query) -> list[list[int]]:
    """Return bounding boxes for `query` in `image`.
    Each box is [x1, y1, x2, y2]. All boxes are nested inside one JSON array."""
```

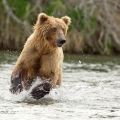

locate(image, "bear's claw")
[[29, 80, 52, 100], [9, 84, 22, 94]]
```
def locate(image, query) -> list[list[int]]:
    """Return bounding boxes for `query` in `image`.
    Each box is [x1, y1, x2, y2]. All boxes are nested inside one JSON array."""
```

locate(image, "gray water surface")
[[0, 51, 120, 120]]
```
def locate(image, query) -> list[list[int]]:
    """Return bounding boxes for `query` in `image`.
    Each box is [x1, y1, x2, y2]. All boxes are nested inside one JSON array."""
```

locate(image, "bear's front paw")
[[29, 80, 52, 100], [10, 73, 23, 94], [9, 84, 22, 94]]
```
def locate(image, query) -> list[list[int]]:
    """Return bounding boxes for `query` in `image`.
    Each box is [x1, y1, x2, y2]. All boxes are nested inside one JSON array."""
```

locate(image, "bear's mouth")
[[56, 39, 66, 47]]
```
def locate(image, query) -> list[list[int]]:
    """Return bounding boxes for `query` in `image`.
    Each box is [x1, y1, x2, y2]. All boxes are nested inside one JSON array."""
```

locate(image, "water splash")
[[4, 77, 67, 102]]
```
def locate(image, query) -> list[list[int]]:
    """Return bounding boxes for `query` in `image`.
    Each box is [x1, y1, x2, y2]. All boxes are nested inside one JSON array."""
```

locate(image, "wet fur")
[[10, 13, 71, 99]]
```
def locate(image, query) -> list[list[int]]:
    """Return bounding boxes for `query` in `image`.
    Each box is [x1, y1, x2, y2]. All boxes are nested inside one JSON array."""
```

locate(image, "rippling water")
[[0, 51, 120, 120]]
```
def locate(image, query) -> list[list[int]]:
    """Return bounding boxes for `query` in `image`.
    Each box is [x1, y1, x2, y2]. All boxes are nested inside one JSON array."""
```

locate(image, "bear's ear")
[[38, 13, 48, 24], [61, 16, 71, 26]]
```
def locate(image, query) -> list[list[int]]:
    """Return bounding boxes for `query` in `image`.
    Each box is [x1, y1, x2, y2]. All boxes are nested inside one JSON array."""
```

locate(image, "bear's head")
[[34, 13, 71, 47]]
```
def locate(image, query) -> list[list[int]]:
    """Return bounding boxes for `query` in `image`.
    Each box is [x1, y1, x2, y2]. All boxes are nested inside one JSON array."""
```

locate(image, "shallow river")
[[0, 51, 120, 120]]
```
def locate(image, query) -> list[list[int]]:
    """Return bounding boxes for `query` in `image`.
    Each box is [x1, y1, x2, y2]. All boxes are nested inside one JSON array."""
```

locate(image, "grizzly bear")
[[9, 13, 71, 100]]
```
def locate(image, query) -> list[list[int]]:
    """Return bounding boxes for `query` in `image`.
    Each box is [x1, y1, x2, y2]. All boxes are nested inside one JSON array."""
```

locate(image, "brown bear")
[[9, 13, 71, 100]]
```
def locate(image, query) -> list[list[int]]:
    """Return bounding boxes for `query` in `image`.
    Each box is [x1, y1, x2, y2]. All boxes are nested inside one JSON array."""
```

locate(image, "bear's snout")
[[56, 39, 66, 47]]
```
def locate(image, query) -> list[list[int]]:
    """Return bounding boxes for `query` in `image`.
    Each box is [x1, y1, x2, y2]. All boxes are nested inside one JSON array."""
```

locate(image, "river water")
[[0, 51, 120, 120]]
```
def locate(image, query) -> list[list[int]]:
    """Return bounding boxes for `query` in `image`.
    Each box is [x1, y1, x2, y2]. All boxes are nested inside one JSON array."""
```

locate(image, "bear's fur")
[[9, 13, 71, 99]]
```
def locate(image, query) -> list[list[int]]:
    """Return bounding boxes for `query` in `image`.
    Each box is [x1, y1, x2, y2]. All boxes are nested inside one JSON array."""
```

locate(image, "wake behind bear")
[[9, 13, 71, 100]]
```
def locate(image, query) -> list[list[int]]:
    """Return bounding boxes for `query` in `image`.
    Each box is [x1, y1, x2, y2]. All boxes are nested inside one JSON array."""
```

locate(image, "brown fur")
[[10, 13, 71, 93]]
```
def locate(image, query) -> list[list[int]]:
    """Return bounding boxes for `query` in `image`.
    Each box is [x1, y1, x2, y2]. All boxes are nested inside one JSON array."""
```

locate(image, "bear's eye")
[[51, 27, 57, 32], [62, 28, 65, 32]]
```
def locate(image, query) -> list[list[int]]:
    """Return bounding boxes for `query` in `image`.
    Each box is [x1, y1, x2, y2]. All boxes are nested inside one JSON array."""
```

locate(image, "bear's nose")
[[60, 39, 66, 44]]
